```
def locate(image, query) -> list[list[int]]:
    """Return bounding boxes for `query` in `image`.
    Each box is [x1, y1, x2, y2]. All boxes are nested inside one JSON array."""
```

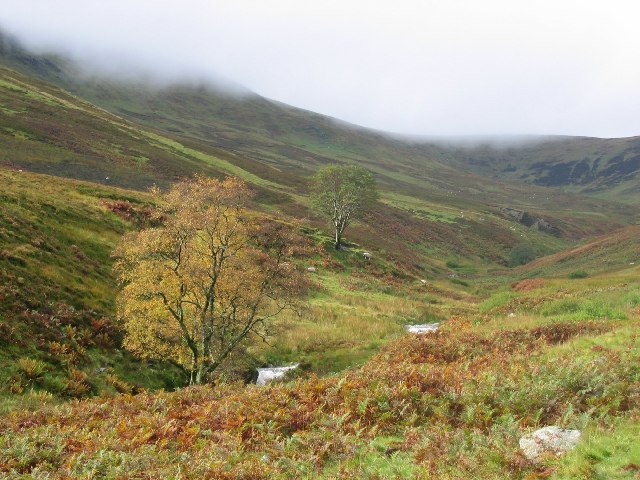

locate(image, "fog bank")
[[2, 1, 639, 137]]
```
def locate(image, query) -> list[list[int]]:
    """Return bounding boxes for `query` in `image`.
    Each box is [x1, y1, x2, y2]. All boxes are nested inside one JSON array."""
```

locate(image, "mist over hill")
[[1, 19, 640, 480], [2, 29, 639, 205]]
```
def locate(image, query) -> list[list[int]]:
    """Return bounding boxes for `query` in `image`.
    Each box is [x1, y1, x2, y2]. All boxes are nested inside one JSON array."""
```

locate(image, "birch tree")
[[113, 176, 306, 385], [311, 165, 378, 250]]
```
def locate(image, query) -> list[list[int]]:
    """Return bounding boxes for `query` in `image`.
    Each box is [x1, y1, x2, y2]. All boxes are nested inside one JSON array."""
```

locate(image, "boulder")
[[519, 426, 581, 462]]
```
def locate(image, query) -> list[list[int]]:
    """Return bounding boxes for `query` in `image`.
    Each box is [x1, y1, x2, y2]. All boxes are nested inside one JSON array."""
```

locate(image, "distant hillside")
[[0, 30, 632, 256], [519, 225, 640, 278], [440, 136, 640, 203]]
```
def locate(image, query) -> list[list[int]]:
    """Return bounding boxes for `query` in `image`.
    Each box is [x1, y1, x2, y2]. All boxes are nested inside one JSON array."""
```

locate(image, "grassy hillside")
[[0, 64, 299, 200], [0, 33, 635, 269], [427, 135, 640, 203], [1, 266, 638, 479], [519, 225, 640, 278], [0, 168, 481, 406], [0, 168, 184, 411]]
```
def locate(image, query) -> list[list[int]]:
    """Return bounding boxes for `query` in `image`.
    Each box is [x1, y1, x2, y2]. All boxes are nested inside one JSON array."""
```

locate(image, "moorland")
[[0, 31, 638, 479]]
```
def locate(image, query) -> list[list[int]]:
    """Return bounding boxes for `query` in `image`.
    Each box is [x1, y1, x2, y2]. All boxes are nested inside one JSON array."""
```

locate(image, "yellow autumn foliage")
[[113, 176, 306, 384]]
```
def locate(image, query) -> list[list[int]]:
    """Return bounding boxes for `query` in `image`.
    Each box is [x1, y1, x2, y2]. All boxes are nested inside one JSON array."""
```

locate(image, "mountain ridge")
[[2, 28, 639, 205]]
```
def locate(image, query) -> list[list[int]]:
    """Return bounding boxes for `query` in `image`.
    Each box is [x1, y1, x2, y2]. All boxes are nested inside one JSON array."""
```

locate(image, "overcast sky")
[[2, 1, 639, 137]]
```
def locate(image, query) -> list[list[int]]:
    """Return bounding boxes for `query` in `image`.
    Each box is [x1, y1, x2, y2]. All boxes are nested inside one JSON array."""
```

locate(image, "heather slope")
[[0, 169, 182, 408], [1, 274, 638, 478]]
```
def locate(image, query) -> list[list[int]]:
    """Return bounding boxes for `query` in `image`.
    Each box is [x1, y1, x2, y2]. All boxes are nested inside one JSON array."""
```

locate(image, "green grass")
[[140, 130, 285, 189], [569, 270, 590, 279], [479, 291, 519, 312], [552, 419, 640, 479], [0, 169, 184, 406]]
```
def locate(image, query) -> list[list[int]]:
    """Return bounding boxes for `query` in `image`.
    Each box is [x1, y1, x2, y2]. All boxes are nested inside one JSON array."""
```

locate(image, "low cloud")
[[2, 0, 639, 137]]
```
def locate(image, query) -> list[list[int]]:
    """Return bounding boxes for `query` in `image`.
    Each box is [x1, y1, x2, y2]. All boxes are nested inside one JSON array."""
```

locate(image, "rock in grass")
[[519, 426, 581, 462], [256, 364, 299, 386]]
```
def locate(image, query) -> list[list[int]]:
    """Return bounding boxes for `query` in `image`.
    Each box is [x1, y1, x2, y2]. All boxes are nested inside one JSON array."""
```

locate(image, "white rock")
[[256, 364, 299, 386], [519, 426, 581, 462], [405, 323, 439, 334]]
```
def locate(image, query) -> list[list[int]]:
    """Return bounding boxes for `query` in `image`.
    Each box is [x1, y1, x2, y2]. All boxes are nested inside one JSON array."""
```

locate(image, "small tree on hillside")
[[113, 176, 306, 385], [311, 164, 378, 250], [509, 242, 537, 266]]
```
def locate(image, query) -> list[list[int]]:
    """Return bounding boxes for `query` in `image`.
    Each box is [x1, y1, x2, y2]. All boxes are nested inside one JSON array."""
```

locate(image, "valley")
[[0, 29, 638, 479]]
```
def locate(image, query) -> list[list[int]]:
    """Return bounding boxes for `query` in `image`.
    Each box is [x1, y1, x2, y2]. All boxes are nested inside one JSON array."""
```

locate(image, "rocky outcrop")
[[501, 207, 560, 236], [519, 426, 581, 462]]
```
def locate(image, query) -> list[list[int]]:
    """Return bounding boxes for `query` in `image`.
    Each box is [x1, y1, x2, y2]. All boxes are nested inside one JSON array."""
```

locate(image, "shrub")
[[540, 299, 582, 316], [16, 357, 47, 380], [105, 373, 133, 394], [0, 320, 631, 480], [509, 243, 537, 266], [479, 291, 518, 313], [64, 368, 92, 397], [573, 300, 627, 321], [568, 270, 589, 279]]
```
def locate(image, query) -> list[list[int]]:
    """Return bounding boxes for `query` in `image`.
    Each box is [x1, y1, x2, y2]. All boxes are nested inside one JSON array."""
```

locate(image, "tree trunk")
[[195, 362, 207, 384], [334, 228, 341, 250]]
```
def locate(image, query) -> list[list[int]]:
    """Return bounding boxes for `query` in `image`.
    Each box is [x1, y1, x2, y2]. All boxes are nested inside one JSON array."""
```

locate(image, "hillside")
[[0, 168, 184, 411], [2, 30, 639, 211], [0, 29, 639, 480], [3, 31, 640, 206], [439, 135, 640, 203], [1, 270, 638, 478], [0, 31, 635, 255], [0, 167, 486, 407], [520, 225, 640, 278]]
